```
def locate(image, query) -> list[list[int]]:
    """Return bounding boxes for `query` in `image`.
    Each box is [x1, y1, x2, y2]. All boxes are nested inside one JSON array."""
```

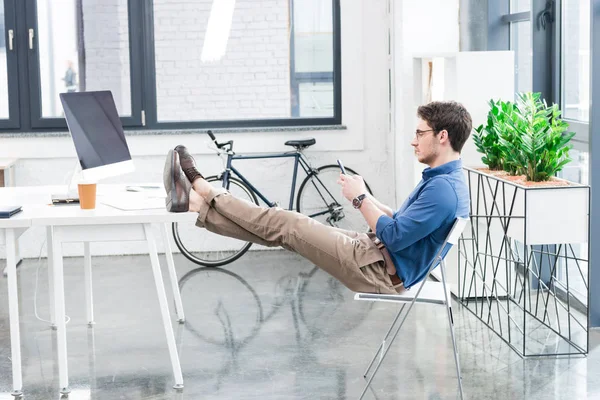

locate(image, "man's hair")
[[417, 101, 472, 153]]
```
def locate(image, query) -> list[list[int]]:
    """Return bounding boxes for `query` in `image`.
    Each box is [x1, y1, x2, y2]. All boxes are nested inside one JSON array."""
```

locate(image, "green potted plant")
[[465, 92, 588, 246]]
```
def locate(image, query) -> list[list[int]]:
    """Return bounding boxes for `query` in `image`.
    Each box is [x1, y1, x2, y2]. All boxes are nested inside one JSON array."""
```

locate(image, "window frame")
[[0, 0, 19, 129], [0, 0, 342, 134], [139, 0, 341, 131], [23, 0, 142, 129], [559, 0, 591, 140]]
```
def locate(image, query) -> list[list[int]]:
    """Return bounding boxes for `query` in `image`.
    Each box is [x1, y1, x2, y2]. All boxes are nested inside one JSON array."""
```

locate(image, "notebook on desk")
[[0, 205, 22, 218]]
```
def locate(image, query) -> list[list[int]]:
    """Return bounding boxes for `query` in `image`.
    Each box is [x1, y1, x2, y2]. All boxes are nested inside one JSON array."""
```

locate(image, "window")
[[34, 0, 133, 119], [0, 0, 341, 133], [0, 0, 16, 127], [562, 0, 590, 122], [152, 0, 298, 122], [558, 149, 589, 305], [291, 0, 335, 117], [0, 4, 5, 48], [510, 0, 531, 13], [0, 1, 7, 119], [151, 0, 338, 125], [510, 20, 532, 94]]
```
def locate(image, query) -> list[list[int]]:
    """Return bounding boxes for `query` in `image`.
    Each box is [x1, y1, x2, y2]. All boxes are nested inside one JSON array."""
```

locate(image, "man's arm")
[[358, 197, 386, 232], [375, 180, 456, 252], [366, 194, 394, 217], [336, 173, 392, 229]]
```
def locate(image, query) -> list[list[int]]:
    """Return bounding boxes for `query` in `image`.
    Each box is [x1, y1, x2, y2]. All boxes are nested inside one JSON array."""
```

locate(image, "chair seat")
[[354, 282, 450, 305]]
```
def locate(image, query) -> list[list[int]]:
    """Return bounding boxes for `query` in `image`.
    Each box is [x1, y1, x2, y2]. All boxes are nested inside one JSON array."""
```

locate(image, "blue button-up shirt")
[[375, 159, 469, 289]]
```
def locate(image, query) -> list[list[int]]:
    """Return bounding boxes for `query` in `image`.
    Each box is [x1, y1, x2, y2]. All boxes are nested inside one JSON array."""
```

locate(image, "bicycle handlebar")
[[207, 130, 234, 152], [207, 130, 217, 142]]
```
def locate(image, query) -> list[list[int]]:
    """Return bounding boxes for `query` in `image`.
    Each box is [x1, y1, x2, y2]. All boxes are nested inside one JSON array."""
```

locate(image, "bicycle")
[[172, 130, 373, 267]]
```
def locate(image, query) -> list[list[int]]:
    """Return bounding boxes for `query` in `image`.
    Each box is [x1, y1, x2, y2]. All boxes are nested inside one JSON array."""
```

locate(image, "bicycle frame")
[[220, 151, 314, 210]]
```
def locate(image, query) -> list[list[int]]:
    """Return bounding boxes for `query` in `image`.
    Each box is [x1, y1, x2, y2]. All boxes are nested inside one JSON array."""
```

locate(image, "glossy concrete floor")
[[0, 250, 598, 399]]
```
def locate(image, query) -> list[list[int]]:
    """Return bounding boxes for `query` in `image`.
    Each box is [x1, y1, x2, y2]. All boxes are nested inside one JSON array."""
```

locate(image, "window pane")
[[562, 0, 590, 121], [153, 0, 335, 122], [0, 4, 5, 48], [510, 0, 531, 13], [36, 0, 131, 118], [510, 21, 532, 94], [298, 81, 333, 117], [558, 149, 589, 305], [0, 2, 8, 119], [293, 0, 334, 117]]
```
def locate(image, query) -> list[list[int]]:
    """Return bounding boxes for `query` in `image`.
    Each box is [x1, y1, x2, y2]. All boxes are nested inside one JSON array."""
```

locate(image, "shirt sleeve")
[[375, 178, 457, 253]]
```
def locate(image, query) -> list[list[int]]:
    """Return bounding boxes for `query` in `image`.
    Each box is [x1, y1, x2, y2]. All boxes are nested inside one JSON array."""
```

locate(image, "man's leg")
[[190, 189, 274, 248], [166, 146, 395, 294], [190, 178, 392, 294]]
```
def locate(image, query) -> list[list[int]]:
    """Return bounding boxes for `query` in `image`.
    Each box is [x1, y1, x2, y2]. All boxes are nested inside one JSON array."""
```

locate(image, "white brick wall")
[[82, 0, 131, 116], [154, 0, 291, 121]]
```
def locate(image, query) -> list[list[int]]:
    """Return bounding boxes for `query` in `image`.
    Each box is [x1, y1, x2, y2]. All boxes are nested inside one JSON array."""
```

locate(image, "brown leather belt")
[[372, 237, 403, 288]]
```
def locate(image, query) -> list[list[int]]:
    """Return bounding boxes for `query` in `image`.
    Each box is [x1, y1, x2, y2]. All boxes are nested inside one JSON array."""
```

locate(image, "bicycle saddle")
[[284, 138, 316, 149]]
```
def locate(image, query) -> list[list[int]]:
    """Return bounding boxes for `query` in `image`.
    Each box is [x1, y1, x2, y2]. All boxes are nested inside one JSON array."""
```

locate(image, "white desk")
[[0, 185, 197, 395], [1, 158, 22, 277], [0, 206, 32, 397]]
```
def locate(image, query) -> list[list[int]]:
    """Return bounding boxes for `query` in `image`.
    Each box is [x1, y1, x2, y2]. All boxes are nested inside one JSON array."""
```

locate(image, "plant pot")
[[465, 167, 589, 245]]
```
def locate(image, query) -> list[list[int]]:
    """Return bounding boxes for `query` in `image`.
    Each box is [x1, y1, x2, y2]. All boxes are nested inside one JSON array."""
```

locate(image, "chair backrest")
[[445, 217, 469, 246], [428, 217, 470, 270]]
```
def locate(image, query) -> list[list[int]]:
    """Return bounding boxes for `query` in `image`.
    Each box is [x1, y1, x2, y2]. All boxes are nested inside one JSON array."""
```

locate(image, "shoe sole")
[[163, 149, 187, 212]]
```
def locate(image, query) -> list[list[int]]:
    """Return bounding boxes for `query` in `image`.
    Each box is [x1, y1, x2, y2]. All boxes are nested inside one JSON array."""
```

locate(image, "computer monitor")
[[60, 91, 135, 182]]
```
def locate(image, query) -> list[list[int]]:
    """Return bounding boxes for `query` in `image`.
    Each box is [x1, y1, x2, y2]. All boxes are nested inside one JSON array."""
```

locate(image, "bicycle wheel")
[[172, 175, 258, 267], [296, 165, 373, 233]]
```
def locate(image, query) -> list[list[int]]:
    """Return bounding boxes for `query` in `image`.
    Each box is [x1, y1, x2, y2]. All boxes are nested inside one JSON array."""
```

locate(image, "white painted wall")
[[392, 0, 461, 204], [0, 0, 393, 259]]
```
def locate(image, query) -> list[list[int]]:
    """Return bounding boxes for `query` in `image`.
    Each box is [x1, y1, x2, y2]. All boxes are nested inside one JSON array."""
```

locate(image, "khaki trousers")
[[195, 187, 400, 294]]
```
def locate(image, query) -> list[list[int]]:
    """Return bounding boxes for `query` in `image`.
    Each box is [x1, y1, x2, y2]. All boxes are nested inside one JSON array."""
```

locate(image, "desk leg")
[[46, 227, 56, 329], [50, 227, 70, 394], [6, 229, 23, 397], [143, 224, 184, 389], [161, 223, 185, 323], [84, 242, 94, 326]]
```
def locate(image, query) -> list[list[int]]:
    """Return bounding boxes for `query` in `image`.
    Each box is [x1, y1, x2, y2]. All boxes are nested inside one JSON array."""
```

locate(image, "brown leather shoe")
[[163, 149, 191, 212], [174, 145, 204, 184]]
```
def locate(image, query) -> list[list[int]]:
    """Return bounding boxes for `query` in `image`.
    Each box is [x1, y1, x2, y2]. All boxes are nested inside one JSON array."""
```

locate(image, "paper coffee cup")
[[77, 180, 97, 210]]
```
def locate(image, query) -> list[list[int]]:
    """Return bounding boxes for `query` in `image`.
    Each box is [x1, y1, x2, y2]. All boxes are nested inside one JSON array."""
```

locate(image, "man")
[[163, 101, 471, 294]]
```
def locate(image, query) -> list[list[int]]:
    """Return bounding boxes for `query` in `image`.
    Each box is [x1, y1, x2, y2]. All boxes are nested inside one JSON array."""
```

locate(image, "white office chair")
[[354, 217, 469, 400]]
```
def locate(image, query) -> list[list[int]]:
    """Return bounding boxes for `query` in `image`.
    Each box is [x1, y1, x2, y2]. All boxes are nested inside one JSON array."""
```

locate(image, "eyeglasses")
[[414, 129, 436, 140]]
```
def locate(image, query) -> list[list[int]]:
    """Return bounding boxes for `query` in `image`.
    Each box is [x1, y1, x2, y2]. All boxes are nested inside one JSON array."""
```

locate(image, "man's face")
[[411, 119, 439, 165]]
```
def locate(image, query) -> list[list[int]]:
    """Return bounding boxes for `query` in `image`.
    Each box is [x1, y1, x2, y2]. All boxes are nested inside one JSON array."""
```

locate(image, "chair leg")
[[440, 260, 464, 400], [363, 304, 406, 378], [358, 296, 421, 400]]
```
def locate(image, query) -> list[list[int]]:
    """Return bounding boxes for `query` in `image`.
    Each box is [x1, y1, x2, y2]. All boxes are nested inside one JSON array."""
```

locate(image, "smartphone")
[[336, 159, 347, 174]]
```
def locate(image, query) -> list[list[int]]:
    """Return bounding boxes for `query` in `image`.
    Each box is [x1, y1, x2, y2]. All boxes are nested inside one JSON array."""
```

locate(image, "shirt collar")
[[422, 159, 463, 181]]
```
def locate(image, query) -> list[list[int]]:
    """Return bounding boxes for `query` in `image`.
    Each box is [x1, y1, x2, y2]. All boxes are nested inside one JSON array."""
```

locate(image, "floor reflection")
[[0, 250, 599, 399]]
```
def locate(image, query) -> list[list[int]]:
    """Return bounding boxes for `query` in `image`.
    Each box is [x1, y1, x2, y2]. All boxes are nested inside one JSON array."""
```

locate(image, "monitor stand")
[[51, 162, 82, 204]]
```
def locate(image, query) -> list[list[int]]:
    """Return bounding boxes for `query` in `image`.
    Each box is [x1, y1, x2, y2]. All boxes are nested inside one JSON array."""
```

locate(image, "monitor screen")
[[60, 91, 132, 171]]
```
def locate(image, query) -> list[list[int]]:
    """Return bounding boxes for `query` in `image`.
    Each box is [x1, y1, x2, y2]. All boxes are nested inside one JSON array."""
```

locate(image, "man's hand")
[[337, 173, 368, 202]]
